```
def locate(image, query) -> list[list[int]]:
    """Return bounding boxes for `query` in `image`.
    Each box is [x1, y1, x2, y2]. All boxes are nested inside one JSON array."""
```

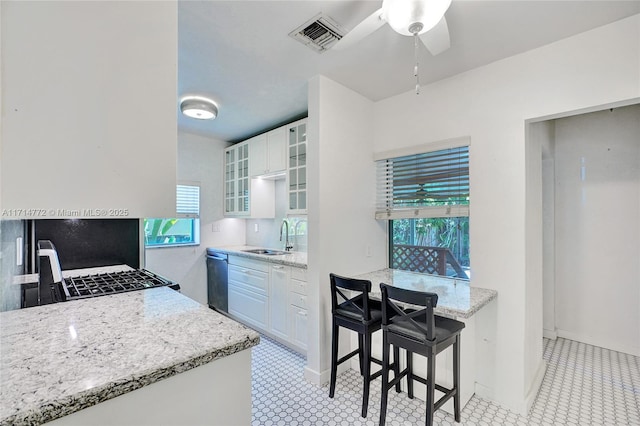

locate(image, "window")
[[145, 184, 200, 247], [376, 145, 470, 278]]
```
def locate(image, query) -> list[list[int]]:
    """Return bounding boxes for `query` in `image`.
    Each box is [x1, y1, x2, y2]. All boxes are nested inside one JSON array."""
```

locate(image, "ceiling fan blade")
[[419, 16, 450, 56], [333, 8, 385, 51]]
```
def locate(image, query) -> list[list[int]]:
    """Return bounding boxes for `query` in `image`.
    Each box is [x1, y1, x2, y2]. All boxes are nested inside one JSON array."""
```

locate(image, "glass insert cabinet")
[[287, 120, 307, 213], [224, 142, 249, 216]]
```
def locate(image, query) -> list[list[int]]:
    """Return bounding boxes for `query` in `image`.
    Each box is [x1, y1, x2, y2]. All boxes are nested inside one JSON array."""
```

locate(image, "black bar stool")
[[328, 273, 400, 418], [379, 283, 466, 426]]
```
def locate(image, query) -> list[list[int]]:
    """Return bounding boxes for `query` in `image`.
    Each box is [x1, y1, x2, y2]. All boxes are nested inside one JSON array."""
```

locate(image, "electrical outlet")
[[254, 223, 259, 233]]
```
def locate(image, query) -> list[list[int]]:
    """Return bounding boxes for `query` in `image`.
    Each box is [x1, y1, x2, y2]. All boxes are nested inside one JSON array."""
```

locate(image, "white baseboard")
[[543, 328, 557, 340], [304, 361, 352, 387], [474, 382, 495, 401], [556, 329, 640, 357], [524, 359, 547, 414]]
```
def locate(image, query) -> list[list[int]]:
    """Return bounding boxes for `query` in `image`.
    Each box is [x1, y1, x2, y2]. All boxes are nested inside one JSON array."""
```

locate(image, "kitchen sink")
[[242, 248, 289, 256]]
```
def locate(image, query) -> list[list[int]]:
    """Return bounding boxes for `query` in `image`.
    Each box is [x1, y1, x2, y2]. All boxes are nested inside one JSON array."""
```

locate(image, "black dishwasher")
[[206, 249, 228, 313]]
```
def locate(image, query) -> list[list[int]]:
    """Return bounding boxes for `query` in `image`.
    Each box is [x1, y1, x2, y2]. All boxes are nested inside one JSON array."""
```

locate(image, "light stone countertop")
[[0, 287, 260, 425], [209, 245, 307, 269], [354, 269, 497, 319]]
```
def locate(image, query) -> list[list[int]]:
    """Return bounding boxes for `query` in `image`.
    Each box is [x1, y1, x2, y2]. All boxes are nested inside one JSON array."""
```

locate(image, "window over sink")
[[145, 183, 200, 247], [376, 143, 470, 278]]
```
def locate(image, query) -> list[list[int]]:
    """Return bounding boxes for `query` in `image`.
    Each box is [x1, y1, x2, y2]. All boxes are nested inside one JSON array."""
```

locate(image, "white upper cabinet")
[[224, 142, 250, 216], [1, 2, 177, 218], [224, 141, 275, 218], [249, 127, 286, 177], [287, 119, 308, 214]]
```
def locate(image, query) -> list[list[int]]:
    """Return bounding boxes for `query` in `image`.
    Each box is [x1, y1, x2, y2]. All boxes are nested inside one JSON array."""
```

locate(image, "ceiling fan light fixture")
[[382, 0, 452, 36], [180, 97, 219, 120]]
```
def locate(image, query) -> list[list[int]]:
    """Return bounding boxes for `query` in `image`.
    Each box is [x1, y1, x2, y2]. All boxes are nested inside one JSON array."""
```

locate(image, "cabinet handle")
[[299, 310, 307, 316], [241, 269, 250, 274], [272, 265, 284, 270]]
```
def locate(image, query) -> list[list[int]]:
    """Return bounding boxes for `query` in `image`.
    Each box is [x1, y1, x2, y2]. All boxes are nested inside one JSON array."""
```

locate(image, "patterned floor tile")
[[252, 337, 640, 425]]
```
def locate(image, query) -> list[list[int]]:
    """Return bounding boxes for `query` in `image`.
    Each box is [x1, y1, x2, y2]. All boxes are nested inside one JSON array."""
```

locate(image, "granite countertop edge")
[[438, 287, 497, 319], [209, 245, 308, 269], [357, 268, 498, 320], [4, 333, 260, 426]]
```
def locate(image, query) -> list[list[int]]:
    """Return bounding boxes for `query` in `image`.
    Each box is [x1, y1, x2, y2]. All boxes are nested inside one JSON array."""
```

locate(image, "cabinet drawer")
[[290, 292, 307, 309], [228, 285, 268, 330], [229, 265, 268, 295], [289, 278, 307, 296], [291, 267, 307, 281], [229, 255, 270, 272]]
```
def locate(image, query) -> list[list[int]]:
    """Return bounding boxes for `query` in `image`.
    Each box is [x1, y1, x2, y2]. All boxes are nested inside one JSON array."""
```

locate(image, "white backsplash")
[[245, 180, 307, 252]]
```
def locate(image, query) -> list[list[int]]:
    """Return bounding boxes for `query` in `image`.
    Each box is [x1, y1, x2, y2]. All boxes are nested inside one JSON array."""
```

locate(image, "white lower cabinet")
[[269, 264, 289, 340], [289, 267, 308, 351], [228, 257, 269, 330], [289, 305, 308, 351], [227, 255, 308, 354]]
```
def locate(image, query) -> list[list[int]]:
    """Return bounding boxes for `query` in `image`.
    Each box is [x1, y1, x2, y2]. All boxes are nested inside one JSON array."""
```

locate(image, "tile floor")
[[251, 336, 640, 425]]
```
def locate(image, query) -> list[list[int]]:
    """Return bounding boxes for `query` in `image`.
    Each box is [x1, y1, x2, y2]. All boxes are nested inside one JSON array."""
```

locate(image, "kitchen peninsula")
[[0, 287, 259, 425]]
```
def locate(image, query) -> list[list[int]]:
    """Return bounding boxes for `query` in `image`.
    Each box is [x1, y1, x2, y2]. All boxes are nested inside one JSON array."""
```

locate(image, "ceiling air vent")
[[289, 13, 344, 53]]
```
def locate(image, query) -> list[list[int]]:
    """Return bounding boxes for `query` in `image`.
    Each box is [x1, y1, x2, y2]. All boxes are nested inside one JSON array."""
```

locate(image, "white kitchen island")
[[354, 268, 498, 414], [0, 287, 259, 425]]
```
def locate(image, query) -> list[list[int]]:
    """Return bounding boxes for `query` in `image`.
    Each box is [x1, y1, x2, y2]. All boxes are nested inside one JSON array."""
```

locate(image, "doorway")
[[538, 104, 640, 356]]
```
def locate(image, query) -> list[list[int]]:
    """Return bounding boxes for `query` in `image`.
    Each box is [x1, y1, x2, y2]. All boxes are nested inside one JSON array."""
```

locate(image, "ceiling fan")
[[334, 0, 452, 55], [334, 0, 452, 94]]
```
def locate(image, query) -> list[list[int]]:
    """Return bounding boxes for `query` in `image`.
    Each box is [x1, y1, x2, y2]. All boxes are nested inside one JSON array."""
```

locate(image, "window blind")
[[176, 184, 200, 218], [376, 146, 469, 220]]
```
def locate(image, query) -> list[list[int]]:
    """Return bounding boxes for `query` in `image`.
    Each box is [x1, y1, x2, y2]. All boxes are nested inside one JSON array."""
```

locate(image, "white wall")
[[145, 132, 245, 306], [305, 75, 387, 385], [1, 1, 177, 218], [536, 122, 557, 338], [553, 105, 640, 356], [370, 14, 640, 414]]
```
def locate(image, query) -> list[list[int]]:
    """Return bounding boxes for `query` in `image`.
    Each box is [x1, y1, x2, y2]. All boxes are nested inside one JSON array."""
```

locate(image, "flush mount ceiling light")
[[180, 97, 218, 120]]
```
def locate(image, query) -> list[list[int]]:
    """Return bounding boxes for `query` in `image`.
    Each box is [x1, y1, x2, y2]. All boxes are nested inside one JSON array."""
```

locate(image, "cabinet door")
[[228, 284, 268, 330], [236, 143, 250, 215], [224, 148, 236, 214], [287, 120, 307, 213], [269, 264, 289, 340], [267, 127, 286, 173], [289, 305, 308, 351], [249, 134, 268, 177]]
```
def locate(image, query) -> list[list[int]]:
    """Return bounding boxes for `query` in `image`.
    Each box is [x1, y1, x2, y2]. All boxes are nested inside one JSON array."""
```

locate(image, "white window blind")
[[176, 184, 200, 218], [376, 146, 469, 220]]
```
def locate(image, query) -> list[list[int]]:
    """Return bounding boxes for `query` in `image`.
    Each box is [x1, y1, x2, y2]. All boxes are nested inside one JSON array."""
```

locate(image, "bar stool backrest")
[[380, 284, 439, 342], [330, 273, 374, 322]]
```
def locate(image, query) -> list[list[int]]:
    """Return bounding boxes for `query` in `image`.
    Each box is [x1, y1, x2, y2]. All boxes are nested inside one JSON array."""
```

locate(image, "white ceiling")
[[178, 0, 640, 142]]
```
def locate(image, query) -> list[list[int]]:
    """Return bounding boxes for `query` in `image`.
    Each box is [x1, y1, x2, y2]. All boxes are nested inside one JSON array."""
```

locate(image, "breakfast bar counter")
[[0, 287, 259, 425], [354, 268, 497, 318], [353, 268, 498, 413]]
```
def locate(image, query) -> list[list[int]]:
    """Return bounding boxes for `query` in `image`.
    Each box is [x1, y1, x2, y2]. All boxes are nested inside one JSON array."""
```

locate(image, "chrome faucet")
[[280, 219, 293, 251]]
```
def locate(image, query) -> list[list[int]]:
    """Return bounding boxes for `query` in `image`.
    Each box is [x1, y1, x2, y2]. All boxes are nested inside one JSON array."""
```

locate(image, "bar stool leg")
[[361, 331, 372, 417], [357, 333, 364, 375], [453, 335, 461, 422], [379, 334, 390, 426], [393, 346, 401, 393], [407, 350, 414, 399], [329, 321, 339, 398], [425, 349, 436, 426]]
